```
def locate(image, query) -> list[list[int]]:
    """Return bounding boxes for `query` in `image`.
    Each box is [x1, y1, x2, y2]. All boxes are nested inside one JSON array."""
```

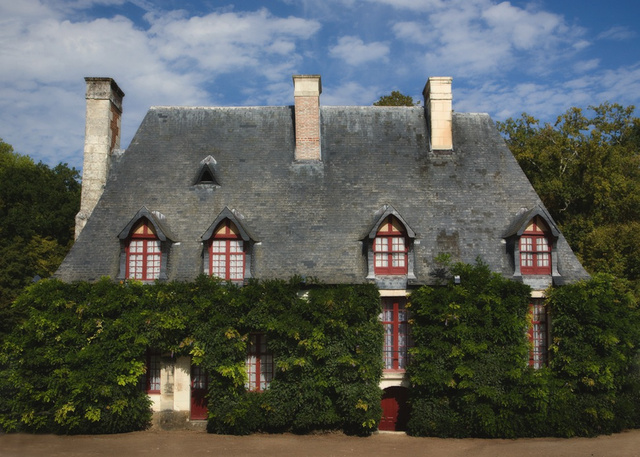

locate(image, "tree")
[[0, 138, 81, 334], [373, 90, 419, 106], [497, 104, 640, 291]]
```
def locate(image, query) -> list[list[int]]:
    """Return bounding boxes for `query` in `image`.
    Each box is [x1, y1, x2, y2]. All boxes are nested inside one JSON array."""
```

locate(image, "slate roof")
[[56, 105, 589, 287]]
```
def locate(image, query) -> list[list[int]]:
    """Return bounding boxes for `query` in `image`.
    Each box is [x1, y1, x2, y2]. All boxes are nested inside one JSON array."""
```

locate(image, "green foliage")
[[0, 277, 382, 435], [546, 274, 640, 436], [406, 261, 640, 438], [407, 260, 535, 437], [201, 280, 383, 436], [0, 138, 80, 335], [373, 90, 419, 106], [497, 105, 640, 290]]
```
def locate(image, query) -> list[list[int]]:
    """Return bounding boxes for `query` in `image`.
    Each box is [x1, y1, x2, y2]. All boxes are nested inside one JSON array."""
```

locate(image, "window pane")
[[375, 252, 388, 268], [520, 237, 533, 251]]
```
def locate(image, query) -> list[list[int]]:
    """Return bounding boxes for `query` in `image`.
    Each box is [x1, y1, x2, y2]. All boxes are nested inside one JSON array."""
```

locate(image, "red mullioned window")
[[126, 219, 161, 280], [209, 219, 245, 281], [528, 300, 548, 369], [245, 334, 273, 392], [382, 298, 410, 371], [520, 216, 551, 275], [374, 216, 408, 275]]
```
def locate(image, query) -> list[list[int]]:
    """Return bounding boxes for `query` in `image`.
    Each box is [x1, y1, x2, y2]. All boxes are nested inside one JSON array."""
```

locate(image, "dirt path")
[[2, 429, 639, 457]]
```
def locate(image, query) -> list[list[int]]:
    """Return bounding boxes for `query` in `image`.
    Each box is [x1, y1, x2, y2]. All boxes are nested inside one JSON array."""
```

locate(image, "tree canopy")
[[0, 138, 80, 334], [373, 90, 419, 106], [497, 104, 640, 292]]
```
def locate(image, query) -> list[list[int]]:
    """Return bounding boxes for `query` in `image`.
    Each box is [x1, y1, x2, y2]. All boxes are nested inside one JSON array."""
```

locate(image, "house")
[[56, 75, 589, 430]]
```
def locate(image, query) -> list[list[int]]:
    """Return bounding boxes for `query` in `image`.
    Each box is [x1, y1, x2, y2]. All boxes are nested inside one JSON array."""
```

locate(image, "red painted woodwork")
[[125, 219, 161, 280], [382, 298, 410, 371], [374, 216, 408, 275], [528, 300, 548, 368], [246, 333, 273, 392], [520, 217, 551, 275], [208, 219, 245, 281], [190, 365, 208, 420], [380, 387, 409, 431]]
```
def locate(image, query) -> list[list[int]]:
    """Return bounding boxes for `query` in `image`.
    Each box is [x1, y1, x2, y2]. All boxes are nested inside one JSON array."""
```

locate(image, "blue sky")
[[1, 0, 639, 169]]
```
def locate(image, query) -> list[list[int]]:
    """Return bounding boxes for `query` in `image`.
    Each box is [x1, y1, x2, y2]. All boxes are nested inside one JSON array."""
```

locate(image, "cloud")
[[329, 36, 389, 65], [597, 26, 636, 41], [0, 2, 322, 167]]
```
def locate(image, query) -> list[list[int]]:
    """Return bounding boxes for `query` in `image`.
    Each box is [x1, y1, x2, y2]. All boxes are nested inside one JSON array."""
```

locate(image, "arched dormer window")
[[520, 216, 551, 275], [126, 219, 161, 280], [504, 207, 560, 282], [117, 207, 174, 281], [374, 216, 408, 275], [366, 206, 416, 287], [208, 219, 245, 281], [201, 208, 255, 283]]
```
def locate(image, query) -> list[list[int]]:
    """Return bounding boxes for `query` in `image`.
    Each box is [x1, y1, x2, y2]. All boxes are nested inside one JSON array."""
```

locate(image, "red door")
[[190, 365, 208, 420], [380, 387, 409, 431]]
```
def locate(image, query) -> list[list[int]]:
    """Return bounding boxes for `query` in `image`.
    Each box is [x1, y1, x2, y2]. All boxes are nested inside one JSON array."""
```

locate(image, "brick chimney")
[[423, 77, 453, 151], [293, 75, 322, 161], [75, 77, 124, 238]]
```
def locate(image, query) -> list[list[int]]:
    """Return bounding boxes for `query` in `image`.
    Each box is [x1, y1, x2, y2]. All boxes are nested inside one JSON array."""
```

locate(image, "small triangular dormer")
[[194, 155, 220, 186]]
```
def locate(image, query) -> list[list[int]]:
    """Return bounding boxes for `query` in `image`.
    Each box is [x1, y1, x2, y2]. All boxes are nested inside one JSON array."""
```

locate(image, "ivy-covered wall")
[[407, 261, 640, 438], [1, 266, 638, 437], [0, 277, 382, 435]]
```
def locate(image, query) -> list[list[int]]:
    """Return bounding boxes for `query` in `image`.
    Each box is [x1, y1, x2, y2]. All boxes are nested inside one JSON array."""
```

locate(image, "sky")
[[1, 0, 639, 170]]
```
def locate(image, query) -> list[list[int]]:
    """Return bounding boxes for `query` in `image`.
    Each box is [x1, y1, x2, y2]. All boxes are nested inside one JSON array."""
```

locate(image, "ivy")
[[0, 277, 382, 435]]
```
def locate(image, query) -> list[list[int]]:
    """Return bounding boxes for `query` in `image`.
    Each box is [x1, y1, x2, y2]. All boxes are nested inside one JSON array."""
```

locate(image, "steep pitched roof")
[[56, 105, 589, 285]]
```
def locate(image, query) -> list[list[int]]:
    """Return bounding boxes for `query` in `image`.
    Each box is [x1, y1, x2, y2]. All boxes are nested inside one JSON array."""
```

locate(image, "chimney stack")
[[293, 75, 322, 161], [75, 77, 124, 238], [423, 77, 453, 151]]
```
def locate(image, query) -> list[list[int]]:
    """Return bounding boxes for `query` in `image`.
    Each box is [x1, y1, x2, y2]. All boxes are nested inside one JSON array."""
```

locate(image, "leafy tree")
[[373, 90, 419, 106], [497, 104, 640, 290], [0, 138, 80, 335]]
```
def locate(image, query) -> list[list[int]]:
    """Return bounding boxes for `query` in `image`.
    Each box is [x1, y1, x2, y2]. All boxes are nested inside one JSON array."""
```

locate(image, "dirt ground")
[[1, 429, 640, 457]]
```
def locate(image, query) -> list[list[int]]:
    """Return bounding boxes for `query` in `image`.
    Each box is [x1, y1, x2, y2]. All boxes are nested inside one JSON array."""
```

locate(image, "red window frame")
[[528, 300, 548, 369], [382, 298, 410, 371], [208, 219, 245, 281], [374, 216, 408, 275], [245, 333, 273, 392], [520, 217, 551, 275], [144, 350, 161, 394], [126, 219, 161, 280]]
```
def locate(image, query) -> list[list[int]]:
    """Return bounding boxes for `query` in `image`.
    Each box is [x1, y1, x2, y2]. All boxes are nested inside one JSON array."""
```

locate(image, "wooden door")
[[190, 365, 208, 420], [379, 387, 409, 431]]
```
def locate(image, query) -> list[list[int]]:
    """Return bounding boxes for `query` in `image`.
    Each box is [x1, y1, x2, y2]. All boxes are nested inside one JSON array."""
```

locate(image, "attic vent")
[[195, 155, 220, 186]]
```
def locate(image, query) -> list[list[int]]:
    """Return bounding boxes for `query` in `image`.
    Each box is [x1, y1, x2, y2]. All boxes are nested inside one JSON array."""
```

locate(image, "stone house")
[[56, 75, 589, 431]]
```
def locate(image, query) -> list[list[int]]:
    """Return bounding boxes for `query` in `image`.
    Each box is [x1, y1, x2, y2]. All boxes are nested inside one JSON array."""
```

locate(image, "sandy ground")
[[1, 429, 640, 457]]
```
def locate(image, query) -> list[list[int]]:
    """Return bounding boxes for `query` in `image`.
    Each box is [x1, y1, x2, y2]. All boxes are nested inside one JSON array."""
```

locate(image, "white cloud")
[[597, 26, 636, 41], [329, 36, 389, 65]]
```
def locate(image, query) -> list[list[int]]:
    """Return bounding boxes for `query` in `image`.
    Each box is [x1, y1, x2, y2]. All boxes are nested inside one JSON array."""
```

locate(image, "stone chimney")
[[423, 77, 453, 151], [75, 77, 125, 238], [293, 75, 322, 161]]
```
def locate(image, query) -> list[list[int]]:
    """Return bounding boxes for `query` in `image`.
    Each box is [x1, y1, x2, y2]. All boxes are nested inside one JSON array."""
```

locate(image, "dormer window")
[[520, 216, 551, 275], [117, 207, 174, 281], [208, 219, 245, 281], [201, 207, 255, 283], [374, 216, 408, 275], [126, 219, 161, 280]]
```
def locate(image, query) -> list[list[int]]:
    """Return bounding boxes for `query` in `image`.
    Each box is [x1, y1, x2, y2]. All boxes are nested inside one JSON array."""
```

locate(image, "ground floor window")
[[246, 333, 273, 392], [381, 298, 410, 371], [143, 350, 161, 393], [529, 299, 548, 369]]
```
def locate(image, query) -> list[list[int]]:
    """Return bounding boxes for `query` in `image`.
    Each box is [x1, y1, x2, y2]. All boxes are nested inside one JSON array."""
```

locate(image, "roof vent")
[[195, 155, 220, 185]]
